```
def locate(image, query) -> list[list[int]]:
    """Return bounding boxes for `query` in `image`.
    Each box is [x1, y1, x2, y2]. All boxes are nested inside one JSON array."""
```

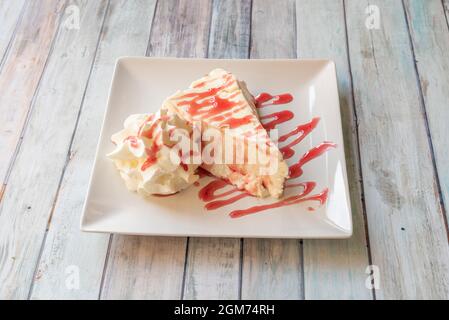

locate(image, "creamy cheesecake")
[[162, 69, 289, 198]]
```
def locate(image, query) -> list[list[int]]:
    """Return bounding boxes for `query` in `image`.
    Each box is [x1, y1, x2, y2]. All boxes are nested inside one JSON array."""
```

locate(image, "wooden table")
[[1, 0, 448, 300]]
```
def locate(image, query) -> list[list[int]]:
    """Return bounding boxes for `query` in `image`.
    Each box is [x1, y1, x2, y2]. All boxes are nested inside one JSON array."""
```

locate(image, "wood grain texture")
[[0, 0, 65, 187], [296, 0, 372, 300], [184, 238, 241, 299], [0, 0, 26, 66], [403, 0, 449, 228], [101, 0, 213, 300], [243, 239, 303, 299], [345, 0, 449, 299], [101, 236, 186, 299], [242, 0, 304, 300], [0, 0, 67, 300], [250, 0, 296, 58], [0, 0, 108, 300], [182, 0, 251, 300], [148, 0, 212, 57], [208, 0, 251, 58], [29, 0, 157, 299]]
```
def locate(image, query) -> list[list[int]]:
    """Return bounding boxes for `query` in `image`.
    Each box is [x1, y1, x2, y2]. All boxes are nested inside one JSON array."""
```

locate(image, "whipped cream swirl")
[[107, 109, 199, 196]]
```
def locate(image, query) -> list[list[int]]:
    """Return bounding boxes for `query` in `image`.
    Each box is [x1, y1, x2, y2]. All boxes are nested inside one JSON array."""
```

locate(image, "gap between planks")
[[27, 0, 112, 299], [401, 0, 449, 241], [0, 0, 27, 73], [0, 0, 67, 190], [29, 0, 158, 300]]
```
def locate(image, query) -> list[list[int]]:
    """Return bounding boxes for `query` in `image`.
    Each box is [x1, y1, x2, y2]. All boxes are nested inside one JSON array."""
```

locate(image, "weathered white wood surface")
[[0, 0, 67, 299], [30, 0, 157, 299], [403, 0, 449, 230], [101, 0, 211, 300], [345, 0, 449, 299], [0, 0, 449, 300], [102, 236, 186, 299], [183, 0, 251, 300], [242, 0, 304, 300], [184, 238, 241, 299], [0, 0, 65, 189], [21, 0, 109, 299], [296, 0, 371, 300], [208, 0, 251, 59], [0, 0, 26, 67]]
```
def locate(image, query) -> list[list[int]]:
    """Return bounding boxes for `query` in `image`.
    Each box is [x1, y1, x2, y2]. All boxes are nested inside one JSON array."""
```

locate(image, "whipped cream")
[[107, 109, 199, 196]]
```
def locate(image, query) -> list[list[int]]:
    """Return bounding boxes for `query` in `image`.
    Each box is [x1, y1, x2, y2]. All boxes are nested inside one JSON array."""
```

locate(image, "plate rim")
[[80, 57, 353, 239]]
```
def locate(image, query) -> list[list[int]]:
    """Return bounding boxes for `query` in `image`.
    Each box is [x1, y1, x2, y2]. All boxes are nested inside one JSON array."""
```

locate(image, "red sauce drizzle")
[[177, 150, 189, 171], [199, 179, 240, 202], [230, 187, 328, 219], [190, 91, 335, 218], [220, 115, 253, 128], [197, 167, 213, 178], [288, 142, 337, 179], [255, 93, 293, 108], [260, 110, 294, 130], [177, 76, 239, 119], [141, 142, 161, 171], [278, 117, 320, 159]]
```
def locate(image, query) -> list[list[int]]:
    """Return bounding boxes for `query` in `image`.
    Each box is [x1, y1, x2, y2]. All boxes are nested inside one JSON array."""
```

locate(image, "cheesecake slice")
[[162, 69, 289, 198]]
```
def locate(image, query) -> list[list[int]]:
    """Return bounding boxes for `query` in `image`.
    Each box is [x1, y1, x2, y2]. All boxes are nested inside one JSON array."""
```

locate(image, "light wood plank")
[[242, 0, 304, 300], [0, 0, 67, 300], [250, 0, 296, 59], [404, 0, 449, 230], [208, 0, 251, 58], [296, 0, 372, 300], [101, 0, 213, 300], [147, 0, 212, 57], [0, 0, 65, 187], [101, 236, 186, 299], [0, 0, 26, 66], [243, 239, 303, 299], [182, 0, 251, 301], [184, 238, 241, 300], [345, 0, 449, 299], [29, 0, 157, 300], [19, 0, 108, 299]]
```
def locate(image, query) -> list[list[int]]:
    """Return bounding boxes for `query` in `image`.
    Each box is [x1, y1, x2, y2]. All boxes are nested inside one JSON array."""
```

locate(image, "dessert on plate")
[[162, 69, 288, 198], [108, 69, 289, 198]]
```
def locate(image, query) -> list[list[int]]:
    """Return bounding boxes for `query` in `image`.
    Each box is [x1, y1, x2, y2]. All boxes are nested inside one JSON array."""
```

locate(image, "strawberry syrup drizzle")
[[288, 142, 337, 179], [177, 76, 238, 119], [198, 179, 239, 202], [255, 93, 293, 108], [195, 91, 336, 218], [260, 111, 294, 130], [202, 181, 314, 211], [220, 115, 254, 128], [230, 187, 329, 219], [278, 117, 320, 159], [141, 142, 161, 171]]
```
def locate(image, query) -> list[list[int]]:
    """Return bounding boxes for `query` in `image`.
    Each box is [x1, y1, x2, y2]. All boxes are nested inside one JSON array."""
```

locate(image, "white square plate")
[[81, 58, 352, 238]]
